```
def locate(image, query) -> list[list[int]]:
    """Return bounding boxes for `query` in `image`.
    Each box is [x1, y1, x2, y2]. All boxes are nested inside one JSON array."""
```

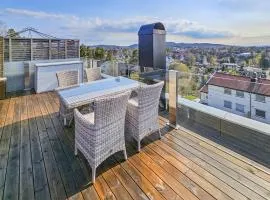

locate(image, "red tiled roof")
[[200, 72, 270, 96], [200, 85, 208, 93]]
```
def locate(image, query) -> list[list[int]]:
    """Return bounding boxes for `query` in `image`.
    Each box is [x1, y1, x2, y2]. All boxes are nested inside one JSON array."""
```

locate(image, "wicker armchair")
[[56, 70, 79, 87], [85, 67, 101, 82], [125, 81, 164, 151], [56, 70, 79, 125], [74, 91, 131, 183]]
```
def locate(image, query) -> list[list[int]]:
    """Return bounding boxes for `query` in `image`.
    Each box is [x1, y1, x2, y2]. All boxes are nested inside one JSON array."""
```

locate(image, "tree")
[[122, 48, 131, 63], [170, 63, 189, 72], [129, 49, 138, 64], [105, 50, 113, 61], [86, 47, 93, 58], [186, 53, 196, 67], [208, 55, 217, 66], [7, 28, 19, 37], [94, 47, 105, 60], [229, 56, 235, 63], [80, 44, 87, 58], [80, 45, 94, 58], [260, 53, 270, 69]]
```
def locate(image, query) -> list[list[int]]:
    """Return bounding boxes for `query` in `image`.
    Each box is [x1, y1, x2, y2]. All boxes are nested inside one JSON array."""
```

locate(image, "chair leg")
[[74, 144, 78, 156], [92, 166, 96, 184], [158, 128, 162, 139], [123, 149, 127, 160], [137, 140, 141, 152], [68, 116, 73, 127]]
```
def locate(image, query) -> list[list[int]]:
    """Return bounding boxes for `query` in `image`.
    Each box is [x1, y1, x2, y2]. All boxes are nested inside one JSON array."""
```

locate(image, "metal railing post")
[[65, 40, 68, 59], [49, 39, 52, 60], [9, 38, 12, 62], [0, 37, 3, 77], [167, 70, 179, 129]]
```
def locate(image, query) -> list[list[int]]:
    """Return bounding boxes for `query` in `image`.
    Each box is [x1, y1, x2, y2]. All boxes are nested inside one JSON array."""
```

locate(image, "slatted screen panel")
[[0, 37, 3, 77], [4, 39, 9, 62], [11, 39, 31, 61], [67, 40, 79, 58], [32, 39, 49, 60], [51, 40, 66, 59], [4, 38, 79, 62]]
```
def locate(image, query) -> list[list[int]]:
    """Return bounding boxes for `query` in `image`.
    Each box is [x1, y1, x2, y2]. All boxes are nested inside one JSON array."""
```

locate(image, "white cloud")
[[6, 7, 270, 45], [4, 8, 235, 42], [5, 8, 79, 21], [0, 20, 7, 36]]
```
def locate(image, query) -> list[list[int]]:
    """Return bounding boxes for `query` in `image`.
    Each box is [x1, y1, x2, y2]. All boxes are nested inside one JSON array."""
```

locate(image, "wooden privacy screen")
[[0, 37, 3, 77], [3, 38, 79, 62]]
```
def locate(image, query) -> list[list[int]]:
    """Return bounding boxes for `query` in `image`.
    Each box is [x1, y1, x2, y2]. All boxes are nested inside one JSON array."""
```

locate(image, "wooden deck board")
[[19, 95, 35, 200], [162, 132, 270, 199], [27, 94, 51, 200], [0, 92, 270, 200], [4, 97, 21, 200]]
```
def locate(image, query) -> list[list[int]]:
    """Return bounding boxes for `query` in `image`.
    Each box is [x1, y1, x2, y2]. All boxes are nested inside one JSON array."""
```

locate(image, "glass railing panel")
[[136, 68, 168, 112], [177, 72, 210, 101], [100, 60, 119, 77], [171, 71, 270, 161]]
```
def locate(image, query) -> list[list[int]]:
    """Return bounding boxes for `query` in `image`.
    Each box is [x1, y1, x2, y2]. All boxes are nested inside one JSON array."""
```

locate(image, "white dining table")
[[57, 76, 140, 109]]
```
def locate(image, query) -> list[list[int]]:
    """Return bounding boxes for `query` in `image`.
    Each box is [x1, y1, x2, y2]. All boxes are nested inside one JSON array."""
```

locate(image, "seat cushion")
[[128, 97, 138, 107], [83, 112, 95, 125]]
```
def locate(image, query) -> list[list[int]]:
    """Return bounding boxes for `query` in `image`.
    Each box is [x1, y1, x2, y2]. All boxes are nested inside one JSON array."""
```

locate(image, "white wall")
[[206, 85, 270, 124], [251, 94, 270, 124], [200, 92, 208, 104], [207, 85, 250, 117]]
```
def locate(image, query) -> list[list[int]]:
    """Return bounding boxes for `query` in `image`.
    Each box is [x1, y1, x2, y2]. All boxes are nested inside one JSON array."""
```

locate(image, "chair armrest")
[[74, 108, 95, 129]]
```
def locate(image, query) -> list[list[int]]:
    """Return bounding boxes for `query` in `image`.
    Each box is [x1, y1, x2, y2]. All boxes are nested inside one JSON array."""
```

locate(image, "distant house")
[[220, 63, 240, 70], [200, 72, 270, 124], [242, 67, 266, 78], [243, 67, 262, 73], [237, 52, 252, 57]]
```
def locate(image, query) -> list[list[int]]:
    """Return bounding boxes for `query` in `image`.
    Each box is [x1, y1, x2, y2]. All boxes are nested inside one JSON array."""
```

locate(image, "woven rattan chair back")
[[56, 70, 79, 87]]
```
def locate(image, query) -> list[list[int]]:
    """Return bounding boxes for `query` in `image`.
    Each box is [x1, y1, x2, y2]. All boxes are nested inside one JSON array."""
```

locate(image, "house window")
[[236, 103, 245, 113], [255, 109, 266, 119], [224, 100, 232, 109], [224, 88, 232, 95], [255, 94, 265, 103], [236, 91, 244, 98]]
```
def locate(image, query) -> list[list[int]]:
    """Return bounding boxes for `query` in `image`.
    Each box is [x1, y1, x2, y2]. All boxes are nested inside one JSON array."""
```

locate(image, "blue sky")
[[1, 0, 270, 46]]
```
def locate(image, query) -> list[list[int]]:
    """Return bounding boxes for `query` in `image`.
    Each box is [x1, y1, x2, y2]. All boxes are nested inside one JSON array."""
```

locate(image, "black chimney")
[[138, 22, 166, 72]]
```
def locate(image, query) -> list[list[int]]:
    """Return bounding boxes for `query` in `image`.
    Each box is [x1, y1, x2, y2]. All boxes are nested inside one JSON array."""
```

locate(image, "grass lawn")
[[183, 95, 198, 101]]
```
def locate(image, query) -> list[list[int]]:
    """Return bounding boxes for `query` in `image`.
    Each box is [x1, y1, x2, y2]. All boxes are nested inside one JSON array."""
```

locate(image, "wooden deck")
[[0, 92, 270, 200]]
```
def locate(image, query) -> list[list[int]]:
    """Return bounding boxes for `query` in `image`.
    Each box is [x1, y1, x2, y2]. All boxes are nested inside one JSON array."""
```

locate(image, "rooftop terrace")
[[1, 92, 270, 200]]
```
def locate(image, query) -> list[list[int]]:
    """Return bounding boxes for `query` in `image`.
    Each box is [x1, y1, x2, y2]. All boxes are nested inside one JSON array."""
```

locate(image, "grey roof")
[[138, 22, 166, 35]]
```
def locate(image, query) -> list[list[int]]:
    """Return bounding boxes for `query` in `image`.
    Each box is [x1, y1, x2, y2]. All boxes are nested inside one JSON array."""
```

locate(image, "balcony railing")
[[97, 61, 270, 164]]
